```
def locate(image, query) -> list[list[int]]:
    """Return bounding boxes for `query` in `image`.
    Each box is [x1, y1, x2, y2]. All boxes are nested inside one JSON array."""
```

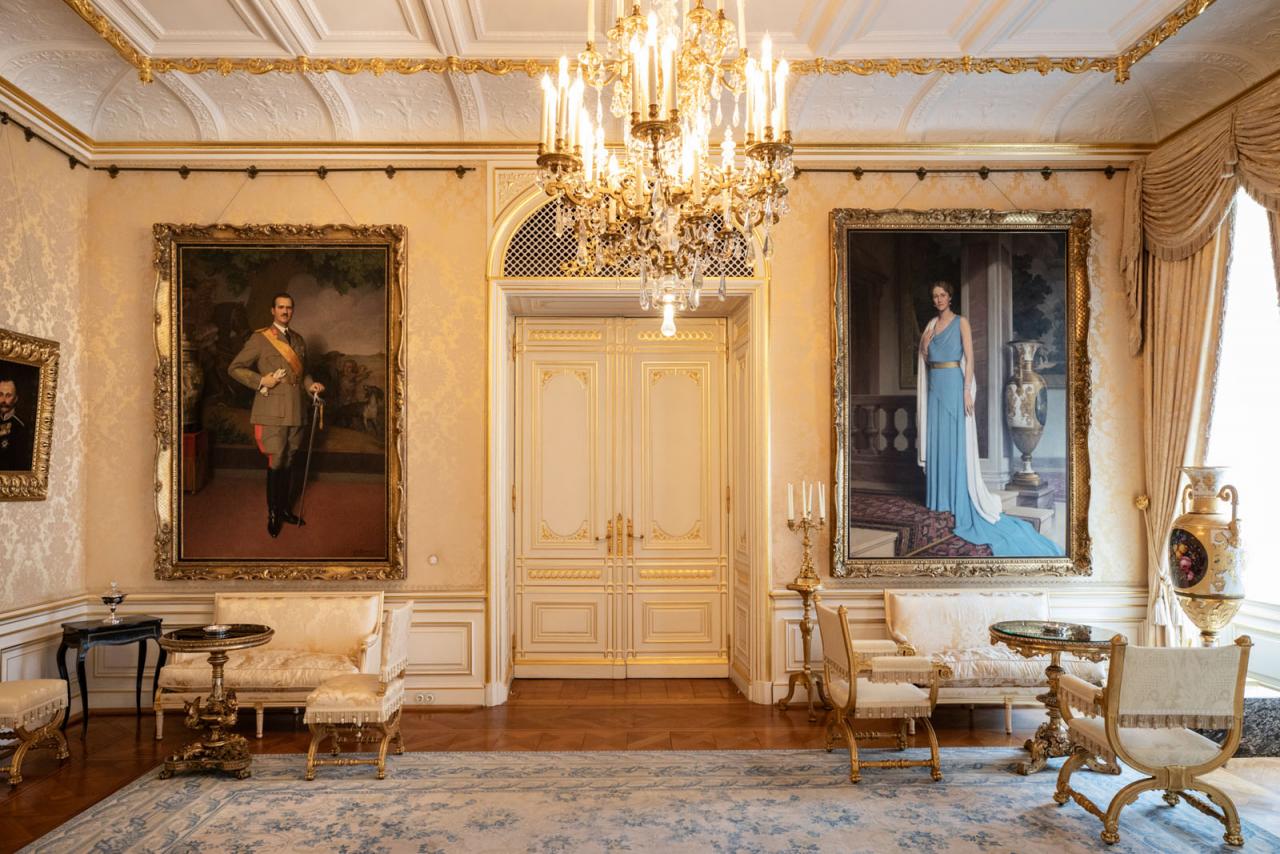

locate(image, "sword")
[[295, 390, 325, 526]]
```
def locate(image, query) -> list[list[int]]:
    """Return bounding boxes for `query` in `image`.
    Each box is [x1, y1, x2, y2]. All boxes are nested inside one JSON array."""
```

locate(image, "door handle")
[[626, 517, 644, 555], [596, 518, 614, 555]]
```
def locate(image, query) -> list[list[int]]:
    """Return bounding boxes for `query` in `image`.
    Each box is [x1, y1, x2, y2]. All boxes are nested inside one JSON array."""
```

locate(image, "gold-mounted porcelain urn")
[[1169, 466, 1244, 647]]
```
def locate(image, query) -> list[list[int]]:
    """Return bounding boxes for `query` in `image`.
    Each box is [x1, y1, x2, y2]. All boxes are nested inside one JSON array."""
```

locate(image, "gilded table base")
[[159, 691, 252, 779]]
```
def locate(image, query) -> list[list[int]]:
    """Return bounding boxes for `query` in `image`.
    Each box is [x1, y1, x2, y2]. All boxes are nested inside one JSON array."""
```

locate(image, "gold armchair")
[[1054, 635, 1252, 846], [815, 602, 951, 784]]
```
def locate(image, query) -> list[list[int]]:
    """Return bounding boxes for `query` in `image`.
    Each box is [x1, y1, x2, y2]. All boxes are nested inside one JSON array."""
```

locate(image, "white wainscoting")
[[769, 585, 1150, 701], [0, 592, 488, 715], [1235, 600, 1280, 690]]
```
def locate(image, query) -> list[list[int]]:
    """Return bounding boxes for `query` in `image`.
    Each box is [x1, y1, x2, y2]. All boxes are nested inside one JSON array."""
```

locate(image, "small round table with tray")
[[989, 619, 1117, 775], [157, 623, 273, 779]]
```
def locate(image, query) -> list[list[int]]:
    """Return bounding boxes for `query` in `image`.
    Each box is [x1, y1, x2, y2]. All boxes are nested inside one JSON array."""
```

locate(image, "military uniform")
[[0, 413, 32, 471], [229, 324, 317, 535]]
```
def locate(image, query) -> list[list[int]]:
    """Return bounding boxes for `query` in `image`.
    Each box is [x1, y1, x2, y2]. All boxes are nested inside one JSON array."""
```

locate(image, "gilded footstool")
[[1, 679, 70, 786], [304, 674, 405, 780], [303, 602, 411, 781]]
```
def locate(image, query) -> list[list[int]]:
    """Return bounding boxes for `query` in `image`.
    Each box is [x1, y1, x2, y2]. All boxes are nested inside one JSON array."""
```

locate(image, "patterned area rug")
[[850, 492, 992, 557], [24, 748, 1279, 852]]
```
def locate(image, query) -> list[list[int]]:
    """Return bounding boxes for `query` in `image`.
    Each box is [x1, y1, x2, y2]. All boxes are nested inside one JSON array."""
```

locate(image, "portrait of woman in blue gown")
[[916, 281, 1060, 557]]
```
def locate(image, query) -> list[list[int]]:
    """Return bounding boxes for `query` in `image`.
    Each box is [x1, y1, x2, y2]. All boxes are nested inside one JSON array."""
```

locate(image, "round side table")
[[989, 619, 1115, 775], [157, 624, 273, 779]]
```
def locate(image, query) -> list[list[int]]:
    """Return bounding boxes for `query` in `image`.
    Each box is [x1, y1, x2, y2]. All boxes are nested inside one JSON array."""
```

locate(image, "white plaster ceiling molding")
[[0, 0, 1276, 151]]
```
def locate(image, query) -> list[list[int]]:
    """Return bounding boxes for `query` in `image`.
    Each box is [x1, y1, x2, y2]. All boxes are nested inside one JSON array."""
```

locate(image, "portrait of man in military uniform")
[[228, 293, 326, 537], [170, 236, 396, 565], [0, 374, 35, 472]]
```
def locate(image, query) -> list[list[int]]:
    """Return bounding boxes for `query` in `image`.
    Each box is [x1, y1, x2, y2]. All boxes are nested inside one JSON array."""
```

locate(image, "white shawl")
[[915, 316, 1003, 524]]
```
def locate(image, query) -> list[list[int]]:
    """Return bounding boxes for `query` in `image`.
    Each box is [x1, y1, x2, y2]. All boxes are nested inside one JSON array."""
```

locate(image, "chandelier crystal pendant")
[[536, 0, 794, 335]]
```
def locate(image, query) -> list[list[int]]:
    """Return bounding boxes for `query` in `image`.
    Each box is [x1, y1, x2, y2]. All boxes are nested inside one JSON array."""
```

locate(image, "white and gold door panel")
[[514, 317, 727, 678]]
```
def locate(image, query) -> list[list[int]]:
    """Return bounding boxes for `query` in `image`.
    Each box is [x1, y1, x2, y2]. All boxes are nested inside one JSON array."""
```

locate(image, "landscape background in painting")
[[177, 245, 390, 560], [844, 229, 1069, 560]]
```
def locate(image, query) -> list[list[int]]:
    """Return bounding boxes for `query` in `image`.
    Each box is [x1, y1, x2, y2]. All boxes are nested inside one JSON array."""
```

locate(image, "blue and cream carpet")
[[23, 748, 1279, 852]]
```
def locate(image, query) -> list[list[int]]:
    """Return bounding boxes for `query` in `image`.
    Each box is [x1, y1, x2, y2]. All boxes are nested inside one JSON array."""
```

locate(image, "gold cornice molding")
[[0, 76, 1154, 165], [63, 0, 1216, 84]]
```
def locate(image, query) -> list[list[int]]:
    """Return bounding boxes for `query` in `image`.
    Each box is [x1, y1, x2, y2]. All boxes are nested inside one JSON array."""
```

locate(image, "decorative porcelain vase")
[[1169, 466, 1244, 646], [1003, 340, 1048, 488], [179, 333, 204, 429]]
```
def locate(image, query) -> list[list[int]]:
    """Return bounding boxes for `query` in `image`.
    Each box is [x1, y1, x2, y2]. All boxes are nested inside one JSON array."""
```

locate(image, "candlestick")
[[787, 482, 794, 521], [777, 510, 830, 720], [587, 0, 595, 41], [736, 0, 746, 50]]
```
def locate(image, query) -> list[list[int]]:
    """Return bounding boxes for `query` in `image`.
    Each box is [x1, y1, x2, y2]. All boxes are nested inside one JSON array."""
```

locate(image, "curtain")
[[1140, 216, 1233, 647], [1122, 76, 1280, 356]]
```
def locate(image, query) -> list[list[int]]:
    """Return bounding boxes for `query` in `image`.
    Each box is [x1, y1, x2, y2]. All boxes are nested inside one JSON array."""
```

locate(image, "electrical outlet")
[[413, 692, 435, 705]]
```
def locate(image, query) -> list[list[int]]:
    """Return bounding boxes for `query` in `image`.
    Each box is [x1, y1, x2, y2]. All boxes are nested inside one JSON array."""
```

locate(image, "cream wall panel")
[[632, 594, 721, 653], [521, 593, 607, 652], [0, 128, 88, 612], [768, 169, 1144, 588], [82, 168, 488, 595]]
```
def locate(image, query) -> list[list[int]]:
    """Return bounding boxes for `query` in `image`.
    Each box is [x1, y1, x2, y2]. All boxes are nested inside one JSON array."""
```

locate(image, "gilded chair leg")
[[1163, 790, 1180, 806], [255, 705, 265, 739], [376, 725, 391, 780], [919, 716, 942, 781], [896, 718, 908, 751], [304, 726, 322, 781], [1004, 698, 1013, 734], [1191, 780, 1244, 846], [837, 717, 861, 784], [1054, 746, 1089, 805], [155, 708, 164, 740], [822, 709, 837, 752], [1101, 777, 1160, 845]]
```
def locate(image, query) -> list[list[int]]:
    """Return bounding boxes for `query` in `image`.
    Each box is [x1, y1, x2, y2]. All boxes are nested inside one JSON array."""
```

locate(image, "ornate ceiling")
[[0, 0, 1277, 149]]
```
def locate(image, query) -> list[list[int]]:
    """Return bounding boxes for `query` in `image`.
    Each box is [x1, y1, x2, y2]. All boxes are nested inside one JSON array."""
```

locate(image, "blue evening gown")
[[924, 319, 1060, 556]]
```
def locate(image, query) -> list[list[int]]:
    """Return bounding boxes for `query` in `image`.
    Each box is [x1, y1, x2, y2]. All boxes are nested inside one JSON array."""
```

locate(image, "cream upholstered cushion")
[[0, 679, 66, 729], [868, 655, 934, 683], [885, 590, 1049, 654], [1059, 673, 1104, 717], [931, 646, 1106, 688], [158, 649, 358, 691], [827, 677, 932, 719], [380, 603, 412, 682], [1116, 644, 1243, 728], [1067, 717, 1222, 768], [305, 674, 404, 725], [213, 593, 383, 663]]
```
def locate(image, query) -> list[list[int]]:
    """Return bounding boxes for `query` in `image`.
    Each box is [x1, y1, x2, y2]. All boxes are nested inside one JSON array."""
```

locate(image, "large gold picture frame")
[[831, 209, 1092, 579], [153, 223, 407, 580], [0, 328, 59, 501]]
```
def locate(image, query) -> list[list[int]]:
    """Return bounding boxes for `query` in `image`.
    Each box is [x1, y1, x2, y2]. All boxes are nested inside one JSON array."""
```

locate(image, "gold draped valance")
[[1123, 75, 1280, 354]]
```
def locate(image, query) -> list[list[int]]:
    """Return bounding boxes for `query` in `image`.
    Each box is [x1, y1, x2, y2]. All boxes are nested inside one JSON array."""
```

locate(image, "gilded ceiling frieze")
[[61, 0, 1217, 85]]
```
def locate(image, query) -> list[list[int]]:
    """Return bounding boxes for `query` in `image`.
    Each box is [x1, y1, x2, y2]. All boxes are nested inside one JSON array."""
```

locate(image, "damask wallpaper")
[[82, 168, 489, 594], [0, 126, 88, 611], [2, 154, 1143, 611], [767, 171, 1144, 586]]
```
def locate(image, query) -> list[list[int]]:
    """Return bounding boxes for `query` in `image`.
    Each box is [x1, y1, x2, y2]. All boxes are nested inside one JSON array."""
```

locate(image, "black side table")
[[57, 615, 166, 733]]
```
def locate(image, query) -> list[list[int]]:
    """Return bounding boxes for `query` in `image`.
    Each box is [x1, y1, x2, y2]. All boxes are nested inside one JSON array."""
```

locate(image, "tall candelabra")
[[777, 481, 830, 722]]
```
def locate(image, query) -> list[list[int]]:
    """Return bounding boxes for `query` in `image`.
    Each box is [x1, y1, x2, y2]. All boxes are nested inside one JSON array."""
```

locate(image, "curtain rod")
[[0, 110, 474, 179], [797, 165, 1128, 181]]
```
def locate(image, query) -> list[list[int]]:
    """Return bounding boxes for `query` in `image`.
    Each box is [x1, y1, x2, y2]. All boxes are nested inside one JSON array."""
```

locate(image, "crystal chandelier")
[[536, 0, 794, 335]]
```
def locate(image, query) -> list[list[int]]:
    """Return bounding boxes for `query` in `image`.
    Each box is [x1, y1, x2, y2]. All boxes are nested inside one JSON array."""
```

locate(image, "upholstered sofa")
[[883, 590, 1106, 733], [154, 592, 385, 739]]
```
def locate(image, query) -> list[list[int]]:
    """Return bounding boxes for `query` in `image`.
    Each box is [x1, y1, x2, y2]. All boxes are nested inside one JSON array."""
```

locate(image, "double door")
[[514, 317, 728, 678]]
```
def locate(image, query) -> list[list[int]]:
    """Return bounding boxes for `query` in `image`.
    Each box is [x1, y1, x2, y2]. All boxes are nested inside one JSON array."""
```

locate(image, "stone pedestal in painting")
[[1003, 341, 1049, 500]]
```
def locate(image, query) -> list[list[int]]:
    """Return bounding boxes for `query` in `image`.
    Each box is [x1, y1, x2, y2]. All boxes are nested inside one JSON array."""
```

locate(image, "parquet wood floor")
[[0, 679, 1042, 852]]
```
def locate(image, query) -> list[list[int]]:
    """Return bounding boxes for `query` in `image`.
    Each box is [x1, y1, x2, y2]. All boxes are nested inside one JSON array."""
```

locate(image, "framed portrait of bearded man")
[[830, 209, 1092, 579], [0, 327, 59, 501], [152, 223, 406, 580]]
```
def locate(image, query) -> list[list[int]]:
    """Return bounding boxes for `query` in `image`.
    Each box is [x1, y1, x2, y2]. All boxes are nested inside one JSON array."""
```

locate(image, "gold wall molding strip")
[[62, 0, 1217, 84]]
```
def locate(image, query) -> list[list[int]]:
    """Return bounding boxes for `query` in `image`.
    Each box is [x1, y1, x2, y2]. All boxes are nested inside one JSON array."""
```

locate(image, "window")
[[1206, 190, 1280, 605]]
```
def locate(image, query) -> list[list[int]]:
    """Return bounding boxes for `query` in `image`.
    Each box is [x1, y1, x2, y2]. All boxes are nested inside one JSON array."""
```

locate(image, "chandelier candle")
[[535, 0, 794, 334]]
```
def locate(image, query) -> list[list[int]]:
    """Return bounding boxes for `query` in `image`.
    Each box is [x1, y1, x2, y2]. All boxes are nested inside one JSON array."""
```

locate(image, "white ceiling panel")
[[190, 70, 334, 139], [836, 0, 986, 56], [335, 69, 461, 139], [0, 0, 1275, 146], [93, 74, 204, 140], [984, 0, 1175, 55]]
